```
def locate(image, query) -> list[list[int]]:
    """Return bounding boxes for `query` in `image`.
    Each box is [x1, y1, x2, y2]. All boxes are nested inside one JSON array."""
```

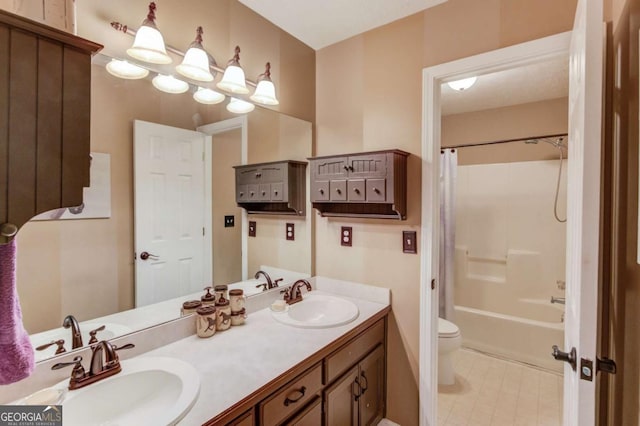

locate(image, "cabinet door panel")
[[330, 180, 347, 201], [260, 165, 284, 182], [311, 156, 349, 180], [247, 184, 259, 201], [348, 179, 365, 202], [271, 182, 284, 201], [237, 167, 260, 184], [237, 184, 249, 202], [311, 180, 329, 202], [358, 345, 385, 426], [259, 183, 270, 201], [325, 366, 359, 426], [285, 396, 321, 426], [366, 179, 386, 202], [227, 408, 254, 426], [347, 153, 387, 178]]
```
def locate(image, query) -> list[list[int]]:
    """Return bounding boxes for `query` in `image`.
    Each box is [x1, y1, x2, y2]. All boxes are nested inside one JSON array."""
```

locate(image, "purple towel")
[[0, 239, 35, 384]]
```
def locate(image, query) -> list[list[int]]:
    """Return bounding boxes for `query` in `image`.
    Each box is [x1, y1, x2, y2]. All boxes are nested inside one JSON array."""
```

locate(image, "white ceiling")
[[441, 56, 569, 116], [238, 0, 447, 50]]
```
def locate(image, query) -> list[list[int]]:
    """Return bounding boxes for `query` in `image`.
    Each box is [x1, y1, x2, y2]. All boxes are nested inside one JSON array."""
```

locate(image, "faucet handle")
[[256, 282, 268, 291], [36, 339, 66, 354], [113, 343, 135, 351], [52, 356, 86, 380], [88, 325, 106, 345], [273, 278, 284, 287]]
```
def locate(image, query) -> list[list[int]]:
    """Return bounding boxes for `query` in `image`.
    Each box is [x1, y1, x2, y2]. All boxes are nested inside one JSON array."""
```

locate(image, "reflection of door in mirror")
[[133, 121, 209, 307]]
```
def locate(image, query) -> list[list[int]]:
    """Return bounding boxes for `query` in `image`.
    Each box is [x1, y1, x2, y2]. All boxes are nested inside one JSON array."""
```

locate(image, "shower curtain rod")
[[442, 132, 568, 150]]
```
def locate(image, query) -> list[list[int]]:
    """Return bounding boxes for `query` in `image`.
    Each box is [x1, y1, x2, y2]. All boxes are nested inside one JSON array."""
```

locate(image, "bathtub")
[[454, 301, 564, 372]]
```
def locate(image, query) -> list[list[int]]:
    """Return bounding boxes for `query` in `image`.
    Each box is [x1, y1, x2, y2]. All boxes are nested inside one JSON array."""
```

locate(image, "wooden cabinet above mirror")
[[0, 10, 102, 244]]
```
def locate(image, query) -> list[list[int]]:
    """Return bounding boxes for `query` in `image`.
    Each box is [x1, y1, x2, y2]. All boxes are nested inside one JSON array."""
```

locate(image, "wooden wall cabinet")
[[234, 160, 307, 216], [212, 314, 388, 426], [0, 9, 102, 243], [308, 150, 409, 220]]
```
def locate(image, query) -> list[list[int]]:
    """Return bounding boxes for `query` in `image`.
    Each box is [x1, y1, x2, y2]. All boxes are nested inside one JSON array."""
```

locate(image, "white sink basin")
[[53, 357, 200, 426], [31, 322, 132, 361], [272, 293, 359, 328]]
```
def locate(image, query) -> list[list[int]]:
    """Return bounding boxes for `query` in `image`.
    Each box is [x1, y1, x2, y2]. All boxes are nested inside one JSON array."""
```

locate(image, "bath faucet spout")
[[63, 315, 83, 349], [551, 296, 565, 305]]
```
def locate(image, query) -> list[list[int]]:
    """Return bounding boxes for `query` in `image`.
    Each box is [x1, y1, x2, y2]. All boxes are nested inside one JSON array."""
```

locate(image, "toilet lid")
[[438, 318, 460, 338]]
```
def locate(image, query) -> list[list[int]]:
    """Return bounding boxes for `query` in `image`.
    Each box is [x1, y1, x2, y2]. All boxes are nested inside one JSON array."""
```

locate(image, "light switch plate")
[[403, 231, 417, 254], [341, 226, 352, 247], [286, 223, 295, 241], [249, 221, 256, 237], [224, 215, 235, 228]]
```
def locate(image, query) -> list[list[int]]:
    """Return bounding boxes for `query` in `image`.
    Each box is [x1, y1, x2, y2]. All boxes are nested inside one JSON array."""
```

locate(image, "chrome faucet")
[[63, 315, 83, 349], [282, 279, 312, 305], [254, 270, 283, 290], [52, 340, 134, 390], [551, 296, 566, 305]]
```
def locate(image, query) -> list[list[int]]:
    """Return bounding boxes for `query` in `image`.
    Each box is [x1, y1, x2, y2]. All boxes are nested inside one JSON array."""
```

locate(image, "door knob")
[[140, 251, 159, 261], [552, 345, 576, 371]]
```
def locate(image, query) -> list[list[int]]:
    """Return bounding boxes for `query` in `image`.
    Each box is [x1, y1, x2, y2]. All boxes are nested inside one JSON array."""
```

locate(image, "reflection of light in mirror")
[[106, 59, 149, 80], [152, 74, 189, 94], [447, 76, 477, 91], [226, 97, 255, 114], [193, 87, 225, 105]]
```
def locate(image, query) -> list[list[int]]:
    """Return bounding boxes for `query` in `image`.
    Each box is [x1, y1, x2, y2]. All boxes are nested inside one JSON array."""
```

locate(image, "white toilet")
[[438, 317, 462, 385]]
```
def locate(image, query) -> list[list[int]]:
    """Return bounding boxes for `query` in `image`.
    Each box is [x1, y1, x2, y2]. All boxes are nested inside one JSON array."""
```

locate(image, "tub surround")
[[0, 277, 390, 425]]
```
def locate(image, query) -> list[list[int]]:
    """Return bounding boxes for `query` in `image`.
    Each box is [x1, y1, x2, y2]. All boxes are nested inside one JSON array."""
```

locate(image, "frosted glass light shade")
[[152, 74, 189, 94], [447, 77, 477, 91], [217, 65, 249, 94], [127, 25, 172, 65], [176, 47, 214, 82], [193, 87, 225, 105], [226, 97, 254, 114], [250, 79, 279, 105], [106, 59, 149, 80]]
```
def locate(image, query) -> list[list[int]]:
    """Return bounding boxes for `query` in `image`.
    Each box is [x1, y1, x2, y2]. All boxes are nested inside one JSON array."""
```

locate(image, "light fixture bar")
[[111, 21, 258, 88]]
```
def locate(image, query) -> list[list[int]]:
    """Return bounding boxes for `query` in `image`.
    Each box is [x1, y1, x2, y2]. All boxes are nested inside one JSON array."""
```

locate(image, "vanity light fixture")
[[250, 62, 279, 105], [217, 46, 250, 94], [175, 27, 214, 82], [126, 2, 172, 65], [447, 76, 477, 91], [193, 87, 225, 105], [152, 74, 189, 94], [105, 59, 149, 80], [226, 97, 255, 114]]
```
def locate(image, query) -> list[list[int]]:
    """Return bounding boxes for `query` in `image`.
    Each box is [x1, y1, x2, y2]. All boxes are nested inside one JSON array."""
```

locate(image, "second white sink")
[[272, 293, 359, 328]]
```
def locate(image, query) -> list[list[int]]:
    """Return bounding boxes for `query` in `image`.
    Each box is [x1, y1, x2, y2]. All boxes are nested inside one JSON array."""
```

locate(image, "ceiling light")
[[152, 74, 189, 94], [447, 77, 477, 91], [176, 27, 214, 82], [105, 59, 149, 80], [193, 87, 225, 105], [226, 97, 255, 114], [126, 2, 172, 65], [250, 62, 279, 106], [217, 46, 249, 94]]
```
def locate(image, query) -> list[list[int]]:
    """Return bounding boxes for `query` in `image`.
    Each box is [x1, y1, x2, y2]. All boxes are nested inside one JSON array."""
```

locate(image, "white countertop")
[[136, 277, 390, 425]]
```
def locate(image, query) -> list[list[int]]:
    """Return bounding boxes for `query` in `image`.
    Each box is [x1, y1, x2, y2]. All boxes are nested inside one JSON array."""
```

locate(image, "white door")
[[562, 0, 603, 424], [134, 120, 209, 307]]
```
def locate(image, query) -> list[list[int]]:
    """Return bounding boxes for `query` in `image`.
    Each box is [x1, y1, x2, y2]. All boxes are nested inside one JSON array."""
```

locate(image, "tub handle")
[[552, 345, 576, 371]]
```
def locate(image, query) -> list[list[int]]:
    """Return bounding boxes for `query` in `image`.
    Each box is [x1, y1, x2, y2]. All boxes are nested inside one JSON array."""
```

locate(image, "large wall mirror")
[[16, 60, 312, 363]]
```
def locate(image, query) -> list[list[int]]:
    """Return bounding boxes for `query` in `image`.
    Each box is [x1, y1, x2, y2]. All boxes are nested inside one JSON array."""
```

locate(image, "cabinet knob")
[[353, 188, 360, 194], [262, 191, 266, 195], [318, 189, 324, 194], [255, 173, 262, 178], [336, 188, 342, 194], [239, 192, 244, 197], [374, 188, 380, 194], [250, 192, 255, 196], [0, 223, 17, 237], [274, 190, 278, 195]]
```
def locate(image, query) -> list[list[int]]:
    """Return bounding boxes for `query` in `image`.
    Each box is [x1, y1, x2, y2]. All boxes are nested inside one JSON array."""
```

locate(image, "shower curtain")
[[439, 149, 457, 320]]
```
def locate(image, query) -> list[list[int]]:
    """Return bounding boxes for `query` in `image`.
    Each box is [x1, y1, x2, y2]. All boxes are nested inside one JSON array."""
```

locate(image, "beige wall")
[[315, 1, 577, 424], [14, 0, 316, 333], [442, 97, 569, 165]]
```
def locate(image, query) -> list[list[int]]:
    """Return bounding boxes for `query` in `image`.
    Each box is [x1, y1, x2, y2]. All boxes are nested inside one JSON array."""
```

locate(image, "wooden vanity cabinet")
[[0, 9, 102, 243], [234, 160, 307, 216], [215, 313, 388, 426], [308, 150, 409, 220]]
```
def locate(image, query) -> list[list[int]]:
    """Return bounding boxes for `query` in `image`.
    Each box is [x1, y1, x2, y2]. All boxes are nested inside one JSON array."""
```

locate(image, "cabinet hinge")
[[580, 357, 617, 381]]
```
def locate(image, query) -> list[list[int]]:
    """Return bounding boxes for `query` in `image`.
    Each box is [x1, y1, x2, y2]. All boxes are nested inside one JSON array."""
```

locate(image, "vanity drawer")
[[260, 363, 323, 426], [325, 319, 384, 384]]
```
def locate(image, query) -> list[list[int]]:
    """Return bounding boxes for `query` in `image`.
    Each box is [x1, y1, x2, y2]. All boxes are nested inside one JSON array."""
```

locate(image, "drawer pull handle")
[[360, 371, 368, 394], [284, 386, 306, 406], [353, 378, 362, 401]]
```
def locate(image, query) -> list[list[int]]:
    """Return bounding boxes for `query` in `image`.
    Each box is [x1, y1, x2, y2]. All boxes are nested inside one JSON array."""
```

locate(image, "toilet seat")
[[438, 318, 460, 338]]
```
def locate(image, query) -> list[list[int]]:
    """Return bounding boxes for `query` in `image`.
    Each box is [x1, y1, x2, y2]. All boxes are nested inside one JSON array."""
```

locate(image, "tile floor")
[[438, 349, 563, 426]]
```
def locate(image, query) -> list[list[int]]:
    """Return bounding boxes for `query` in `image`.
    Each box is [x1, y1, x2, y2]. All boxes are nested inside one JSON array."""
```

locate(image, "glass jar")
[[229, 289, 245, 312], [230, 308, 247, 326], [196, 305, 217, 338], [201, 287, 215, 306], [214, 284, 228, 304], [181, 300, 202, 316], [215, 298, 231, 331]]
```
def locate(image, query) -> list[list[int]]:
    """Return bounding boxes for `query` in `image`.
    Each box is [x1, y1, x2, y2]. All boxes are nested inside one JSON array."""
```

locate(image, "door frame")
[[197, 116, 249, 280], [419, 32, 572, 425]]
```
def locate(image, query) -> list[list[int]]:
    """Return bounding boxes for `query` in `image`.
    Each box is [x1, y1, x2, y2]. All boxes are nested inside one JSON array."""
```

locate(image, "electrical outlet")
[[403, 231, 417, 254], [341, 226, 352, 247], [224, 215, 235, 228], [286, 223, 295, 241], [249, 221, 256, 237]]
